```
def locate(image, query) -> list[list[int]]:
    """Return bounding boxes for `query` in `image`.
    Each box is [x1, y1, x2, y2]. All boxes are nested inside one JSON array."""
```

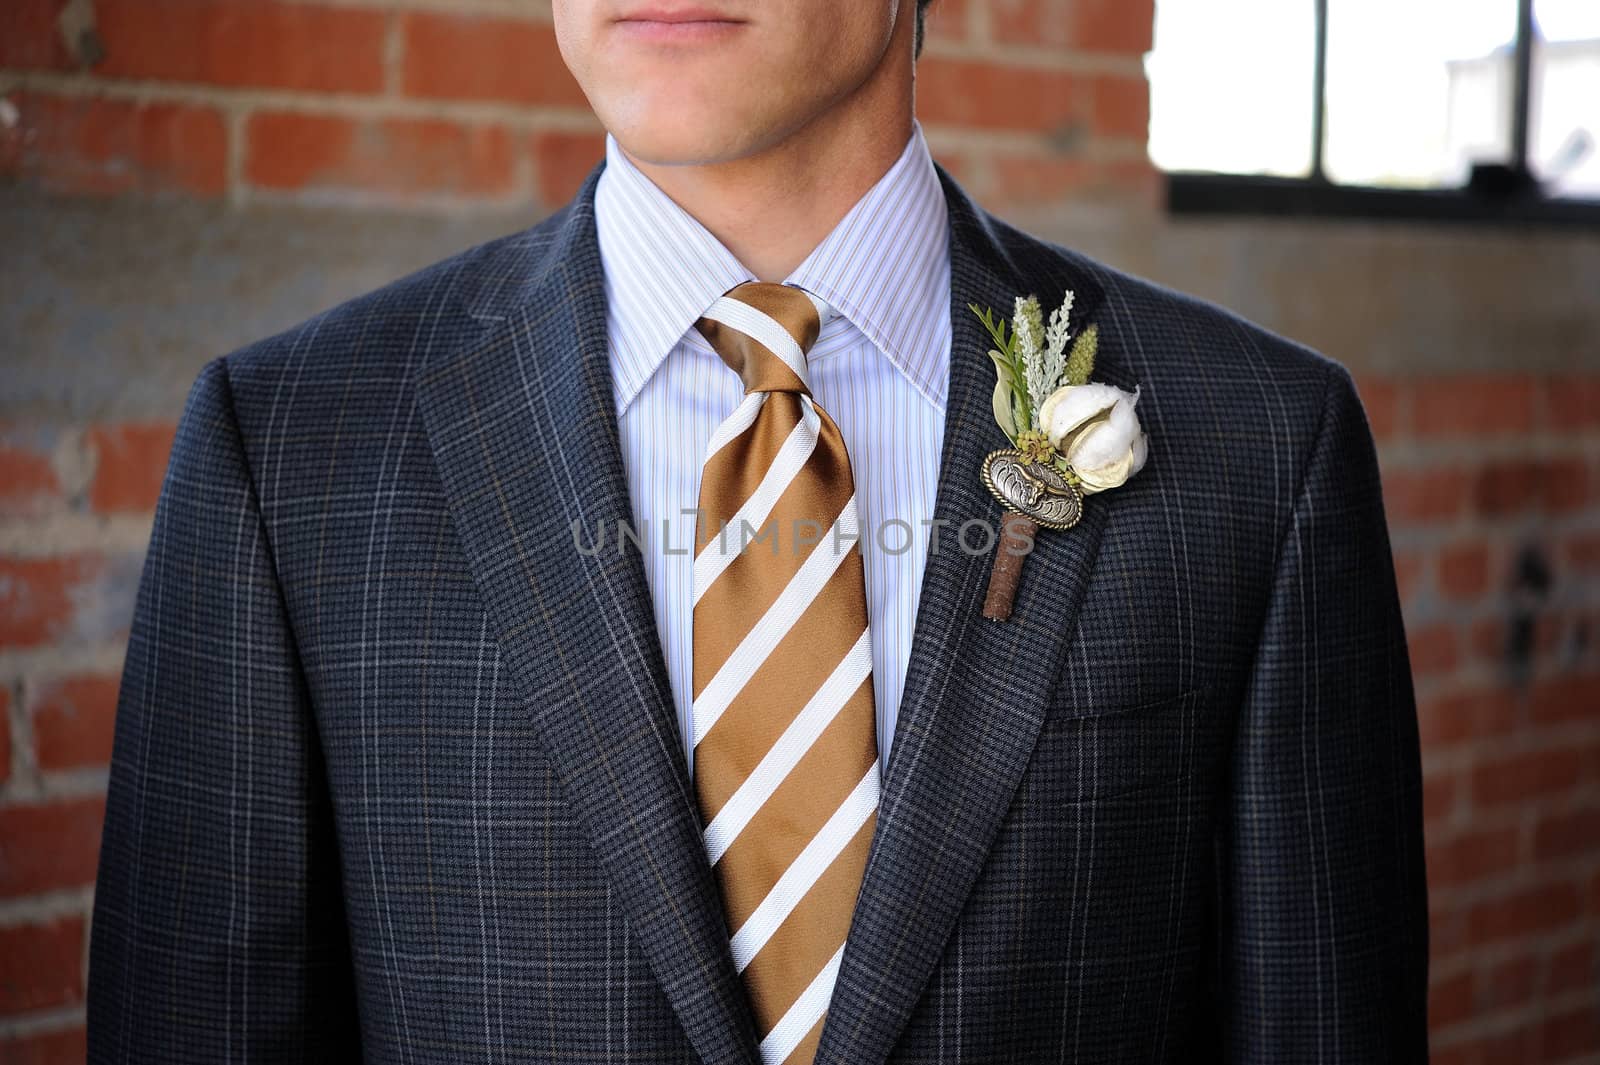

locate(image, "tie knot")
[[694, 281, 830, 395]]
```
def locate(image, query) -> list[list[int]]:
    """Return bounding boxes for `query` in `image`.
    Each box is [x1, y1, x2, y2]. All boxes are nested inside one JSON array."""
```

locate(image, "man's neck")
[[618, 105, 914, 283]]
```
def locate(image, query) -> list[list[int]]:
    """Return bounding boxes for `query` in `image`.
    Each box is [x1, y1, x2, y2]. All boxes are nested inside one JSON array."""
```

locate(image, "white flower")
[[1038, 382, 1148, 493]]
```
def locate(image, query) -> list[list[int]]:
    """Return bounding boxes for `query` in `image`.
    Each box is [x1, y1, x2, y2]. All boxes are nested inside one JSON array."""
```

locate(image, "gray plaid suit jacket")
[[87, 157, 1429, 1063]]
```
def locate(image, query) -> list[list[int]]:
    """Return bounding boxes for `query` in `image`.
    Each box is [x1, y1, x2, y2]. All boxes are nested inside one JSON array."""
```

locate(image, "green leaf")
[[970, 303, 1013, 358], [1063, 323, 1099, 386]]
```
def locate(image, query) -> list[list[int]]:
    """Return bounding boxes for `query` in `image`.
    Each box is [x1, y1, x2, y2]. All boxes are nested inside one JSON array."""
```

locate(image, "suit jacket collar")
[[417, 152, 1124, 1065]]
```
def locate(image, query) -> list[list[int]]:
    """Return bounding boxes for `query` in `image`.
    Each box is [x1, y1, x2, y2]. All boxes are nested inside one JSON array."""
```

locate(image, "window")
[[1147, 0, 1600, 223]]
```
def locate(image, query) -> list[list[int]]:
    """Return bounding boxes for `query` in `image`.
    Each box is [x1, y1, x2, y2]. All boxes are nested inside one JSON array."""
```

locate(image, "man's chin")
[[607, 115, 766, 170]]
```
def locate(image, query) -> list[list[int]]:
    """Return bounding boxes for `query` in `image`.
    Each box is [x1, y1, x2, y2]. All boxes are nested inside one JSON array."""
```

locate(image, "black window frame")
[[1164, 0, 1600, 227]]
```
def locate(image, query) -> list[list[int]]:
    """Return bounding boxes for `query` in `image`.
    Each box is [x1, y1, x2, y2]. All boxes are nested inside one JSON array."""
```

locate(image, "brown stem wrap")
[[981, 513, 1039, 621]]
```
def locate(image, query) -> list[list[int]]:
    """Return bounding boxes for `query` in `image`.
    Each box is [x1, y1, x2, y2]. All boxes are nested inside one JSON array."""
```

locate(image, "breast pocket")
[[1027, 683, 1231, 804]]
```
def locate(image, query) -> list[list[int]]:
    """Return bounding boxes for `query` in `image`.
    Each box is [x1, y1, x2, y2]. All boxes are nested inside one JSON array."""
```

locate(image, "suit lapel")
[[813, 162, 1130, 1065], [414, 162, 760, 1065]]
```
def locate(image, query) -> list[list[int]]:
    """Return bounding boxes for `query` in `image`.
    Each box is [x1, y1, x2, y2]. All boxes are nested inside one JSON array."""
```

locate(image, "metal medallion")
[[980, 448, 1084, 530]]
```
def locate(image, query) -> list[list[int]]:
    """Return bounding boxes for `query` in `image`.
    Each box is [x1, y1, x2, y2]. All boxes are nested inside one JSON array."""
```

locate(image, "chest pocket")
[[1026, 683, 1231, 804]]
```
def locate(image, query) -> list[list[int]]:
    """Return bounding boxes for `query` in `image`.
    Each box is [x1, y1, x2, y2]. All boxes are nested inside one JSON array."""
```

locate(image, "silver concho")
[[980, 448, 1084, 530]]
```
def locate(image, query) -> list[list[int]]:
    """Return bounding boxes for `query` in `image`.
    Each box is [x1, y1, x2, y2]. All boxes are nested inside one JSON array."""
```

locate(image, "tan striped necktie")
[[691, 280, 881, 1065]]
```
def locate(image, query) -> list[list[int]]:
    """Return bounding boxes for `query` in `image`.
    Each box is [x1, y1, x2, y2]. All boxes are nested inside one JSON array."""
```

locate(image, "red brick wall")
[[1361, 374, 1600, 1064], [2, 2, 1598, 1062], [0, 0, 1157, 211]]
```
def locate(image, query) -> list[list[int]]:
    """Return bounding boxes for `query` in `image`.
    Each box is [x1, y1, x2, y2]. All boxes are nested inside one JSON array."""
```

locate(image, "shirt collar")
[[594, 118, 951, 414]]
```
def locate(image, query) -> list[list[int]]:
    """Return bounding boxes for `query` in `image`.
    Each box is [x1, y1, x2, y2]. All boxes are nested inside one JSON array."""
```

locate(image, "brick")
[[1417, 687, 1518, 748], [0, 685, 10, 786], [1392, 548, 1425, 606], [1533, 806, 1600, 864], [1439, 1024, 1537, 1065], [988, 154, 1160, 208], [530, 130, 606, 212], [1075, 0, 1157, 53], [1537, 455, 1590, 514], [1436, 541, 1493, 602], [1481, 951, 1539, 1011], [989, 0, 1155, 54], [1546, 939, 1594, 997], [1423, 769, 1459, 823], [0, 554, 105, 648], [1565, 531, 1600, 573], [1412, 375, 1536, 437], [86, 422, 175, 513], [92, 0, 386, 93], [1452, 1023, 1536, 1061], [1426, 824, 1521, 889], [1471, 746, 1583, 807], [1468, 456, 1590, 518], [1, 91, 227, 198], [933, 148, 977, 187], [918, 57, 1092, 134], [924, 0, 969, 43], [1407, 621, 1460, 677], [1429, 898, 1470, 962], [0, 1027, 87, 1065], [246, 113, 518, 200], [0, 0, 76, 72], [1091, 75, 1149, 140], [1468, 618, 1507, 663], [1529, 673, 1600, 726], [0, 427, 64, 516], [0, 798, 106, 897], [1545, 374, 1600, 432], [1382, 465, 1468, 524], [1352, 374, 1402, 442], [30, 674, 120, 771], [1467, 881, 1582, 946], [1472, 458, 1544, 517], [1427, 967, 1475, 1030], [1533, 610, 1568, 658], [0, 916, 85, 1012], [400, 13, 587, 108], [1540, 1002, 1599, 1062]]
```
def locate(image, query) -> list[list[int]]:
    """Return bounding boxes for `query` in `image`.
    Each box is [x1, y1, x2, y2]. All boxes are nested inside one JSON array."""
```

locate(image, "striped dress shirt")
[[594, 118, 952, 778]]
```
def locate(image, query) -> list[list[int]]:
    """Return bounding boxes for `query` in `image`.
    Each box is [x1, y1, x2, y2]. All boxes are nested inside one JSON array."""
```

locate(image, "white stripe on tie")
[[702, 629, 873, 865], [727, 765, 879, 973], [758, 943, 845, 1065], [701, 296, 813, 389], [703, 392, 766, 463], [693, 400, 821, 607], [691, 499, 860, 746]]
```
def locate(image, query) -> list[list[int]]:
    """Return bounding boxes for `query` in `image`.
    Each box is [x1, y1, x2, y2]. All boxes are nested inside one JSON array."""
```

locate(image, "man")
[[87, 0, 1429, 1062]]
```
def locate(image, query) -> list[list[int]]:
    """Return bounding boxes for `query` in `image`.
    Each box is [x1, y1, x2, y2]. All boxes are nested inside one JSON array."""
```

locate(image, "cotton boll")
[[1038, 382, 1124, 446], [1039, 383, 1147, 494]]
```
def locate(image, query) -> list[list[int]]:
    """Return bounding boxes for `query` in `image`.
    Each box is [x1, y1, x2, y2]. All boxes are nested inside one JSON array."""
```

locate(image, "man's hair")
[[914, 0, 934, 60]]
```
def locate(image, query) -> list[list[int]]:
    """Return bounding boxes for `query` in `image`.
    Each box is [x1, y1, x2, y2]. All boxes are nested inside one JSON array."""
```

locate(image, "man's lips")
[[617, 4, 740, 22], [613, 13, 746, 43]]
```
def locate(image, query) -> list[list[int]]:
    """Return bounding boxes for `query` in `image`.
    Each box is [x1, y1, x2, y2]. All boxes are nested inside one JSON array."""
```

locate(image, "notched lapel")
[[814, 164, 1125, 1065], [413, 162, 760, 1065]]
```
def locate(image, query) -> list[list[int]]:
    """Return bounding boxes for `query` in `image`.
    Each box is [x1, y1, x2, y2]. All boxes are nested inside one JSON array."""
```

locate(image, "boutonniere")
[[970, 290, 1148, 621]]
